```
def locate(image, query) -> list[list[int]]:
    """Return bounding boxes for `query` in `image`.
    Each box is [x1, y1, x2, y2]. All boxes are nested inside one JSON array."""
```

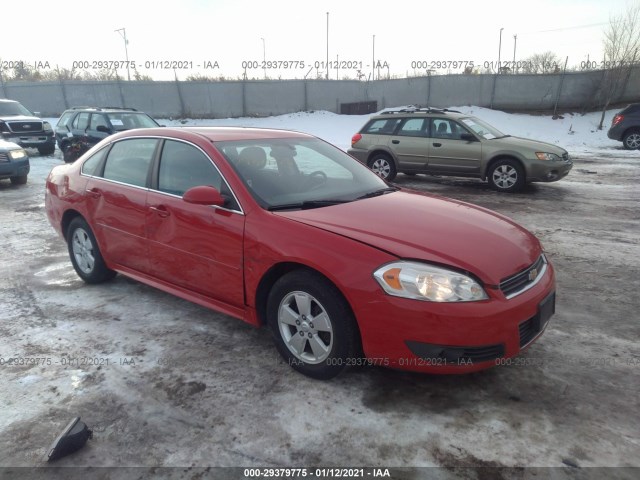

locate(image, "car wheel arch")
[[367, 149, 397, 167], [254, 262, 361, 338], [61, 210, 84, 241], [484, 155, 526, 181]]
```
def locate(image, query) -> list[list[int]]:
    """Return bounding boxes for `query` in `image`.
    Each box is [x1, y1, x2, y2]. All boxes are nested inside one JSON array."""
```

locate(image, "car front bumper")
[[0, 157, 30, 179], [355, 259, 556, 373], [527, 159, 573, 183], [2, 132, 55, 149]]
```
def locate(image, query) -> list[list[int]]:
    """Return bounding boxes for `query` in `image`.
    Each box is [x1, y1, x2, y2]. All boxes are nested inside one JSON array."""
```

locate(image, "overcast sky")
[[2, 0, 634, 81]]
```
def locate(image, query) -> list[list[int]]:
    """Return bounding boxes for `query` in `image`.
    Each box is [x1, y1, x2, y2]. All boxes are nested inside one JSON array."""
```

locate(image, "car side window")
[[363, 118, 401, 134], [157, 140, 239, 210], [397, 118, 427, 137], [431, 119, 467, 140], [56, 112, 75, 130], [89, 114, 109, 131], [72, 112, 90, 130], [81, 147, 108, 176], [102, 139, 157, 187]]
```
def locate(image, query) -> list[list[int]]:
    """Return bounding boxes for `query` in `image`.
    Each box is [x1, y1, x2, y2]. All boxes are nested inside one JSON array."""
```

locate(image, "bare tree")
[[597, 2, 640, 129], [521, 51, 561, 74]]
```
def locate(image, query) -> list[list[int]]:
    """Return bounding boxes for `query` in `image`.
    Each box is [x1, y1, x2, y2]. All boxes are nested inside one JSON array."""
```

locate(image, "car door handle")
[[392, 140, 400, 144], [85, 188, 101, 198], [433, 143, 442, 147], [149, 205, 170, 218]]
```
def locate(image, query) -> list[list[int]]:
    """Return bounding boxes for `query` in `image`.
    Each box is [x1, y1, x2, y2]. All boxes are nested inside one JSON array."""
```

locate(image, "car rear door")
[[427, 118, 482, 175], [84, 138, 159, 273], [386, 118, 429, 171], [145, 139, 245, 307]]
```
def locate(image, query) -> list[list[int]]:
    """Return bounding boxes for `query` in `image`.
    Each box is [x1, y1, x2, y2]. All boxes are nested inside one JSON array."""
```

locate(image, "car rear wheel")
[[267, 270, 359, 380], [368, 153, 397, 181], [488, 159, 525, 192], [67, 217, 116, 284], [622, 130, 640, 150], [10, 175, 27, 185]]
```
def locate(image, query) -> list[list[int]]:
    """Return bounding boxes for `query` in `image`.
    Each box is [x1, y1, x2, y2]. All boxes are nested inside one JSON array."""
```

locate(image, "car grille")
[[7, 121, 43, 133], [500, 255, 546, 299], [0, 153, 8, 162]]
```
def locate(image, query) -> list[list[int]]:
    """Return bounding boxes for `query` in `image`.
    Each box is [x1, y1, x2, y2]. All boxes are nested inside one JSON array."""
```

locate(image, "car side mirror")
[[96, 125, 111, 133], [460, 133, 477, 142], [183, 185, 226, 206]]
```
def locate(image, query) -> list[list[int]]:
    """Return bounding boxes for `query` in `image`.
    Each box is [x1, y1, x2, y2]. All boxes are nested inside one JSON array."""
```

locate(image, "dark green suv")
[[348, 108, 573, 192], [55, 107, 159, 162]]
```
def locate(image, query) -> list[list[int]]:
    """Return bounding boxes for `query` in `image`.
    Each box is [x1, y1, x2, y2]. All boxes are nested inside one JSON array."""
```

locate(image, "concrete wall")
[[2, 67, 639, 118]]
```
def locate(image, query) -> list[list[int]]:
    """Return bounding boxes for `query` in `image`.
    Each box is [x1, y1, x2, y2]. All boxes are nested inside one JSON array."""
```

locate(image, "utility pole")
[[114, 28, 131, 81], [513, 34, 517, 73], [326, 12, 329, 80], [261, 38, 266, 79], [372, 35, 375, 80], [498, 27, 504, 74]]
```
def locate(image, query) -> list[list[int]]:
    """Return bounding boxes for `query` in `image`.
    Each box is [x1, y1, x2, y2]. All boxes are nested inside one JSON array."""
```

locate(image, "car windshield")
[[106, 112, 159, 131], [460, 116, 505, 139], [216, 137, 390, 210], [0, 102, 33, 116]]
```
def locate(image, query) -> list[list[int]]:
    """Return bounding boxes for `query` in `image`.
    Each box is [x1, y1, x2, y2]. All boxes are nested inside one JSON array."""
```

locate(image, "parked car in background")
[[0, 99, 56, 156], [46, 126, 555, 379], [348, 107, 573, 192], [55, 107, 160, 162], [0, 140, 29, 184], [607, 103, 640, 150]]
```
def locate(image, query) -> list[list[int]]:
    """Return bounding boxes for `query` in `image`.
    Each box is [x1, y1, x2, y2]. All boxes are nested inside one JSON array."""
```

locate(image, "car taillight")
[[612, 114, 624, 127], [351, 133, 362, 147]]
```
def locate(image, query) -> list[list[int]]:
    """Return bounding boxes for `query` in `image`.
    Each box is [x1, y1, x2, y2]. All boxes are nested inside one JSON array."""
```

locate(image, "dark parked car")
[[46, 127, 555, 379], [0, 99, 56, 155], [0, 140, 29, 184], [607, 103, 640, 150], [55, 107, 160, 161]]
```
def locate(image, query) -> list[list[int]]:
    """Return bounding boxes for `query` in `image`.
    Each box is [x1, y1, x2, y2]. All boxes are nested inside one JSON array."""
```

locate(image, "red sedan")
[[45, 127, 555, 379]]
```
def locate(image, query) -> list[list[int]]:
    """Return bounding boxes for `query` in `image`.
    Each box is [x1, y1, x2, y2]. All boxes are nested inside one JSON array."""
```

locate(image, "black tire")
[[10, 175, 27, 185], [368, 153, 397, 181], [267, 270, 360, 380], [66, 217, 116, 284], [622, 130, 640, 150], [38, 144, 56, 156], [488, 159, 525, 193], [404, 172, 417, 176]]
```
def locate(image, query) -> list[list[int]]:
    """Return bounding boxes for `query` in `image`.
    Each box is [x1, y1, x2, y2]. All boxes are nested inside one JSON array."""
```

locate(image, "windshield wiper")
[[268, 199, 351, 211], [355, 187, 399, 200]]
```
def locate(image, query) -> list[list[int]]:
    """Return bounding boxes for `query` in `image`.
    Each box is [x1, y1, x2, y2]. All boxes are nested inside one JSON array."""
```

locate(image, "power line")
[[520, 22, 608, 35]]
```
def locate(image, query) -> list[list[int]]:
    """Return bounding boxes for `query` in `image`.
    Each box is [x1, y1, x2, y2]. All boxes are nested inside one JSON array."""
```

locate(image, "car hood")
[[0, 115, 43, 122], [490, 135, 567, 154], [277, 191, 541, 285], [0, 140, 23, 150]]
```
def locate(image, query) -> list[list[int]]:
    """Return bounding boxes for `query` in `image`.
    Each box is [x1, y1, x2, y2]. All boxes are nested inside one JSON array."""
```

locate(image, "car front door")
[[427, 118, 482, 175], [84, 138, 159, 273], [386, 118, 429, 171], [146, 139, 245, 308], [86, 113, 112, 146]]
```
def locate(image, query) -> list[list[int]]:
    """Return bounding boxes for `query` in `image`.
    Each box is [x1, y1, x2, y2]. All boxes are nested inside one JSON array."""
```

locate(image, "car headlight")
[[8, 149, 27, 160], [535, 152, 561, 161], [373, 261, 488, 302], [43, 122, 53, 132]]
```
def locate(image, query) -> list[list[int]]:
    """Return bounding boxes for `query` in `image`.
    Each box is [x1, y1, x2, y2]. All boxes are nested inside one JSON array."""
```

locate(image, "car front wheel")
[[267, 271, 359, 380], [368, 154, 397, 181], [67, 217, 116, 284], [38, 145, 56, 156], [622, 130, 640, 150], [488, 159, 525, 192], [10, 175, 27, 185]]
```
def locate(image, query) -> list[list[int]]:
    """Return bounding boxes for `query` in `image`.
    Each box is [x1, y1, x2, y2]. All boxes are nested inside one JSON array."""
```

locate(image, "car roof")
[[118, 126, 315, 142], [64, 106, 143, 113], [372, 107, 466, 119]]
